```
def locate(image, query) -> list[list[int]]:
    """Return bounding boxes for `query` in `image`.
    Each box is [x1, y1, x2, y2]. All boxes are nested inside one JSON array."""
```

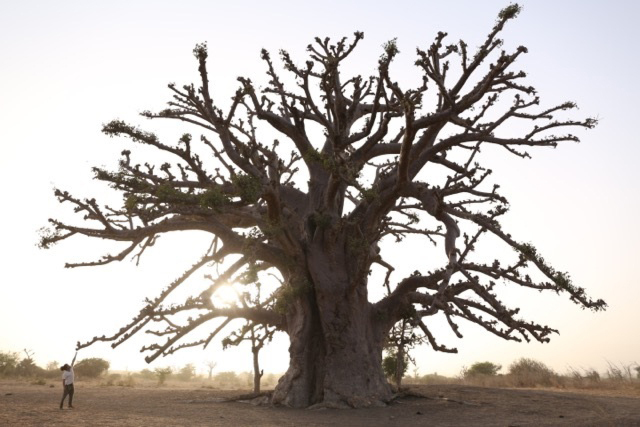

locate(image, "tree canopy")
[[41, 4, 605, 407]]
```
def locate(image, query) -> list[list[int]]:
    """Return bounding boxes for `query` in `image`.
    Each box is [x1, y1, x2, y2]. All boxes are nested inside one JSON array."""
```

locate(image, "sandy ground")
[[1, 380, 640, 426]]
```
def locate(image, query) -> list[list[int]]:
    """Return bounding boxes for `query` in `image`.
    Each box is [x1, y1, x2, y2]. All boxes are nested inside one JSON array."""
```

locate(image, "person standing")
[[59, 351, 77, 409]]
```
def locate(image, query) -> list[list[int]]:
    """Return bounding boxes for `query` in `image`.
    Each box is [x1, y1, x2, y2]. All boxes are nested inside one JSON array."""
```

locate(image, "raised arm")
[[71, 351, 77, 367]]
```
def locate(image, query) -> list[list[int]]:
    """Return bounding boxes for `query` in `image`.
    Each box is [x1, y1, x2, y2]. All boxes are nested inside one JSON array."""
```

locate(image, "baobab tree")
[[204, 360, 217, 381], [40, 4, 605, 408]]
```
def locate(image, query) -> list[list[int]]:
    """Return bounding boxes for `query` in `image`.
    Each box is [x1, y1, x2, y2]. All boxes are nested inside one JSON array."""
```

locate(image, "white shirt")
[[62, 368, 74, 385]]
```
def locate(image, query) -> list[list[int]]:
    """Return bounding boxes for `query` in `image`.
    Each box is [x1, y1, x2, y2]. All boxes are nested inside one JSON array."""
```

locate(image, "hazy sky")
[[1, 0, 639, 377]]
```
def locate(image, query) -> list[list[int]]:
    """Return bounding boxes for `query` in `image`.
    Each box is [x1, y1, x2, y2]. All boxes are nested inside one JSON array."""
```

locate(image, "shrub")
[[508, 358, 556, 387], [117, 374, 136, 387], [464, 361, 502, 377], [382, 351, 409, 380], [0, 351, 19, 377], [15, 358, 45, 377], [213, 371, 239, 388], [104, 373, 121, 386], [175, 363, 196, 381], [154, 367, 172, 385], [136, 369, 155, 380], [74, 358, 110, 378], [44, 361, 61, 379], [416, 373, 456, 385]]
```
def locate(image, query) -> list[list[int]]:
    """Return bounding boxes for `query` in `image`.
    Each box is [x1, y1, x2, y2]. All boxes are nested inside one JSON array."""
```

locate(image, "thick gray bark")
[[271, 242, 391, 408]]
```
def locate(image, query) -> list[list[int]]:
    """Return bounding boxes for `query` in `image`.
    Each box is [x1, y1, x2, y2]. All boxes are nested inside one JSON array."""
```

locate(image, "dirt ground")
[[2, 380, 640, 426]]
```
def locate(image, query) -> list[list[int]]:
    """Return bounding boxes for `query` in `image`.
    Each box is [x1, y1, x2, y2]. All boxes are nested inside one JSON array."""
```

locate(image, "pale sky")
[[1, 0, 639, 377]]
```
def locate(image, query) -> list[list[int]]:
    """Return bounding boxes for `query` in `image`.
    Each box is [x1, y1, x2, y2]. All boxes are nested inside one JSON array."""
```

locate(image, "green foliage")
[[360, 187, 379, 203], [310, 212, 332, 230], [74, 358, 110, 378], [232, 173, 261, 203], [382, 351, 408, 379], [274, 279, 313, 315], [124, 194, 139, 212], [199, 187, 228, 209], [384, 38, 399, 56], [498, 3, 521, 21], [303, 149, 336, 172], [155, 183, 187, 203], [193, 42, 208, 60], [516, 242, 604, 308], [464, 361, 502, 377]]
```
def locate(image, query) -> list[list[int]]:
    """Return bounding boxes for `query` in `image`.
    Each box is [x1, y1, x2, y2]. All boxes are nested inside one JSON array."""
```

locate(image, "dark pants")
[[60, 384, 74, 408]]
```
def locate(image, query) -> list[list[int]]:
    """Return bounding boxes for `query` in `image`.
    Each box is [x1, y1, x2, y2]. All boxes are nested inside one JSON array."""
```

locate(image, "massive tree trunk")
[[271, 240, 392, 408], [271, 295, 391, 408]]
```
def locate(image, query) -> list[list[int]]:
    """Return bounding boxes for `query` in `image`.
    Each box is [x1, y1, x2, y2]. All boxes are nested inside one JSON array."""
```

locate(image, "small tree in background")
[[15, 349, 43, 377], [154, 366, 172, 385], [176, 363, 196, 381], [222, 322, 276, 393], [221, 280, 276, 393], [204, 360, 217, 380], [508, 358, 555, 387], [137, 368, 155, 380], [464, 361, 502, 377], [382, 350, 408, 386], [0, 351, 19, 377], [74, 358, 110, 378], [383, 318, 426, 388]]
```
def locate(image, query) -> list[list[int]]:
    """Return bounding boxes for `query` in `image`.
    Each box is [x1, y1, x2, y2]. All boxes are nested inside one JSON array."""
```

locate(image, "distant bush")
[[508, 358, 556, 387], [135, 369, 156, 381], [1, 351, 48, 378], [154, 367, 172, 385], [175, 364, 196, 381], [74, 358, 110, 378], [411, 373, 457, 385], [214, 371, 240, 388], [44, 361, 61, 379], [0, 352, 19, 377], [118, 374, 136, 387], [104, 373, 121, 385], [464, 362, 502, 377], [102, 373, 136, 387]]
